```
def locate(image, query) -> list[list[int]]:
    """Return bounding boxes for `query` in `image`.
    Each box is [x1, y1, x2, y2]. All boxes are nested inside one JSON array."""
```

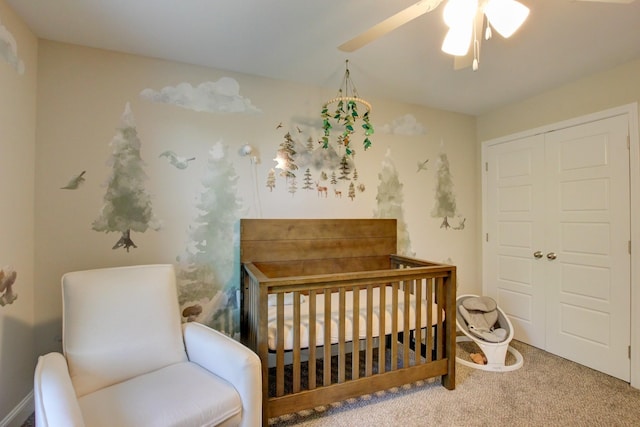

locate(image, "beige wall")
[[477, 59, 640, 142], [33, 41, 479, 355], [0, 0, 37, 423], [476, 59, 640, 388]]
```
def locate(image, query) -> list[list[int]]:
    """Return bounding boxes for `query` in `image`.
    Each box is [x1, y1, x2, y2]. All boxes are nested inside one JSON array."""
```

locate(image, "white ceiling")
[[7, 0, 640, 115]]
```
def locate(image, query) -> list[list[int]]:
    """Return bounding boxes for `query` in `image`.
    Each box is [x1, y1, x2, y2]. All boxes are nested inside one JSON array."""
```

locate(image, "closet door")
[[484, 134, 547, 348], [483, 114, 631, 381], [544, 115, 630, 381]]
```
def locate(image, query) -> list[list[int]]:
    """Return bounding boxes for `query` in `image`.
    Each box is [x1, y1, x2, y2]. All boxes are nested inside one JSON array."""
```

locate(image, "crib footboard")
[[241, 256, 456, 424]]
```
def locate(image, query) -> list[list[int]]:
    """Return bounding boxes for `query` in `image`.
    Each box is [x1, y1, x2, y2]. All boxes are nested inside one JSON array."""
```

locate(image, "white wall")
[[0, 0, 37, 424]]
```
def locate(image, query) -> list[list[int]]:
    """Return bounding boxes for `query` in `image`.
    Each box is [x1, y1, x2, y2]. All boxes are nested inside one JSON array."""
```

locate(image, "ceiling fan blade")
[[453, 10, 484, 70], [338, 0, 446, 52]]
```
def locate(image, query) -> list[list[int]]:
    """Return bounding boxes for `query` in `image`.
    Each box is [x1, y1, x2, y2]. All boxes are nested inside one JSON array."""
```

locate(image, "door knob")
[[533, 251, 543, 259], [546, 252, 557, 260]]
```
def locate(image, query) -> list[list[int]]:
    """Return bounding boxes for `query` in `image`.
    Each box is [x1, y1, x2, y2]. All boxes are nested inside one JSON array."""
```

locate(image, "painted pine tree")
[[338, 155, 351, 180], [266, 168, 276, 191], [374, 149, 414, 256], [177, 142, 243, 336], [302, 168, 314, 190], [92, 102, 159, 251], [288, 177, 298, 196], [276, 132, 298, 179], [431, 150, 457, 229]]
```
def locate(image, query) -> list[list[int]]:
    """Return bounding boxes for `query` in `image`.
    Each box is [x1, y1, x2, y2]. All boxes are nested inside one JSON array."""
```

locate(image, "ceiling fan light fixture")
[[442, 0, 477, 55], [442, 24, 473, 55], [484, 0, 529, 38], [443, 0, 478, 27]]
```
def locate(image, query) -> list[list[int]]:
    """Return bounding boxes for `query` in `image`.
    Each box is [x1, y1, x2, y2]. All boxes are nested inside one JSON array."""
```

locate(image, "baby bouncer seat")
[[456, 294, 523, 372]]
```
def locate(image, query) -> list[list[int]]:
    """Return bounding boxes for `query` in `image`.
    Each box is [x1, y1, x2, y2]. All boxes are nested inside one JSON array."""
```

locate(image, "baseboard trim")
[[1, 390, 34, 427]]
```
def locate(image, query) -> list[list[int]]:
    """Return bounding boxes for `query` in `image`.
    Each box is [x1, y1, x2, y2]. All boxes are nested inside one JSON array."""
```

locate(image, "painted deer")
[[315, 182, 328, 198], [334, 189, 342, 198]]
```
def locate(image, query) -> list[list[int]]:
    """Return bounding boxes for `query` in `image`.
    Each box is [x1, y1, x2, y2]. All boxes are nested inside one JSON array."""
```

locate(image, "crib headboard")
[[240, 218, 397, 278]]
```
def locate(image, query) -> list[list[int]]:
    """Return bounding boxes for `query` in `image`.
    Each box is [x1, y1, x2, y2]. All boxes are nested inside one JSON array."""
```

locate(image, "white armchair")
[[33, 264, 261, 427]]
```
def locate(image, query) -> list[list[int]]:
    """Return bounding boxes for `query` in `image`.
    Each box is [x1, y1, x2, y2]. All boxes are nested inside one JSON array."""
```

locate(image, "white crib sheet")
[[267, 287, 443, 351]]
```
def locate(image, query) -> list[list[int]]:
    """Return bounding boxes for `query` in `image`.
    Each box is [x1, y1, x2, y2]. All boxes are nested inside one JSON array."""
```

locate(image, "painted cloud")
[[140, 77, 261, 114], [0, 18, 25, 75], [379, 114, 426, 136]]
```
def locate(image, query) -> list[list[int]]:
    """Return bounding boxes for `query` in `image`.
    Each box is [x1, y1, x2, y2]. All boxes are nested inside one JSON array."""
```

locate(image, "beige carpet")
[[269, 340, 640, 426]]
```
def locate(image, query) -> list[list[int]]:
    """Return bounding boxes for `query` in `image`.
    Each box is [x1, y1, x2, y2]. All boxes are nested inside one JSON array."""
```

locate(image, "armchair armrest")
[[183, 322, 261, 427], [34, 352, 85, 427]]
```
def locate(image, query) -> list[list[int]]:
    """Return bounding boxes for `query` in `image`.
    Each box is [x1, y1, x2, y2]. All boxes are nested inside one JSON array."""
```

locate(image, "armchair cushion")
[[62, 265, 187, 397], [78, 361, 242, 427]]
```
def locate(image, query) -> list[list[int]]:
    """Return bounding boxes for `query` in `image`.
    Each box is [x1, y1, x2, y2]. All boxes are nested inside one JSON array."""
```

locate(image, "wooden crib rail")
[[241, 259, 456, 422]]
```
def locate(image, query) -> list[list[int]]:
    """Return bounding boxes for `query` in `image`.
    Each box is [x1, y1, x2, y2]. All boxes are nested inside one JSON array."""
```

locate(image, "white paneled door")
[[484, 114, 631, 381], [484, 134, 547, 348]]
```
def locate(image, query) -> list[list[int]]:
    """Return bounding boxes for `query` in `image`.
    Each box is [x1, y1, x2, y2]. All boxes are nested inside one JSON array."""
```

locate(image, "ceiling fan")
[[338, 0, 636, 71]]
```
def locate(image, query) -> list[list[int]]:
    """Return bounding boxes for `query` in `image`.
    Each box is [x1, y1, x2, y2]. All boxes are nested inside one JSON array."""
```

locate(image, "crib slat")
[[403, 280, 410, 368], [426, 278, 433, 362], [293, 292, 301, 393], [415, 278, 423, 365], [378, 285, 386, 374], [352, 286, 360, 380], [391, 282, 398, 371], [365, 285, 373, 377], [323, 289, 332, 387], [437, 277, 444, 360], [276, 293, 285, 396], [309, 290, 317, 390], [338, 288, 346, 383]]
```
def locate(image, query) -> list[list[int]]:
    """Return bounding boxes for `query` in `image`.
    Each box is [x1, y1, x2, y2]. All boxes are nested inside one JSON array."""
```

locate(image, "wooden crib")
[[240, 218, 456, 424]]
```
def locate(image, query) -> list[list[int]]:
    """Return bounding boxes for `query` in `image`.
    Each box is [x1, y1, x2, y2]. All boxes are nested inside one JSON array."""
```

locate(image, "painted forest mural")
[[374, 149, 414, 257], [269, 128, 363, 201], [42, 69, 470, 339], [176, 142, 243, 336]]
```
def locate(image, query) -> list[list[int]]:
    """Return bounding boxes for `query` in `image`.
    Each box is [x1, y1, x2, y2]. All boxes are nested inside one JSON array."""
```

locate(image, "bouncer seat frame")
[[455, 294, 523, 372]]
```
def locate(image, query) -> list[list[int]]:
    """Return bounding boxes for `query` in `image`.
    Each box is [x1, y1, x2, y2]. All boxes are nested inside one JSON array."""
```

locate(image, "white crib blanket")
[[267, 286, 443, 351]]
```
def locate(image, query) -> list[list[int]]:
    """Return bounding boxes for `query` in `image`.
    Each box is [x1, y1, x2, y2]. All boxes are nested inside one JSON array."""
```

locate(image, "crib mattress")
[[267, 286, 443, 351]]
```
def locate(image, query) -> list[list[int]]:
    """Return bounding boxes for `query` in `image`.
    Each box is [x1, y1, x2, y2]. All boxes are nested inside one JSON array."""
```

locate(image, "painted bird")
[[416, 159, 429, 173], [60, 170, 86, 189], [159, 150, 196, 169]]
